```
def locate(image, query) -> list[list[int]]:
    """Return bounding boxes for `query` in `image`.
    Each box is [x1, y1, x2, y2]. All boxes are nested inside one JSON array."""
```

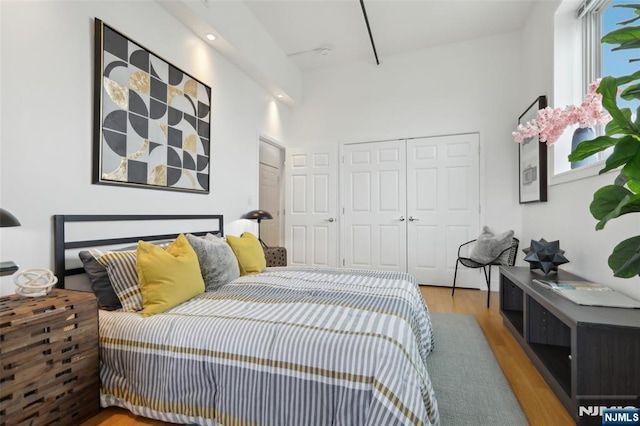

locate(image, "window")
[[583, 1, 640, 122], [557, 0, 639, 176], [580, 0, 607, 97], [602, 2, 640, 113], [551, 1, 639, 182]]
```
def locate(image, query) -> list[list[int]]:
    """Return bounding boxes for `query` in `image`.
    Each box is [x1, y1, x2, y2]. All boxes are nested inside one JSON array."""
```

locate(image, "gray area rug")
[[427, 313, 528, 426]]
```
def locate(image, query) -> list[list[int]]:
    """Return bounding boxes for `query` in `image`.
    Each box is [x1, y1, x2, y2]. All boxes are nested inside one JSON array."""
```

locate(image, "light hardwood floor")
[[421, 286, 574, 426], [83, 286, 574, 426]]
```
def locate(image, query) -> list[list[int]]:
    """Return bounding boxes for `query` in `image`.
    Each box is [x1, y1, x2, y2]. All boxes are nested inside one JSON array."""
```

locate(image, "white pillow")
[[468, 226, 514, 264]]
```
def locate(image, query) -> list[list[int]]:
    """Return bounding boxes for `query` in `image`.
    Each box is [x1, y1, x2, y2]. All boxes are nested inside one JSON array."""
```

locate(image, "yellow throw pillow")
[[137, 233, 205, 317], [226, 232, 266, 276]]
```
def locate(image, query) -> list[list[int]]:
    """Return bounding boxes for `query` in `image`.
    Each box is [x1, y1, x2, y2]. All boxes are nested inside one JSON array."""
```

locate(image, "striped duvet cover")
[[99, 267, 439, 425]]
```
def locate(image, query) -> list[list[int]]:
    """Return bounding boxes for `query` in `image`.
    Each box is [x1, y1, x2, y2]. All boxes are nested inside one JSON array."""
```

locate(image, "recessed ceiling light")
[[205, 33, 216, 41], [276, 94, 284, 99]]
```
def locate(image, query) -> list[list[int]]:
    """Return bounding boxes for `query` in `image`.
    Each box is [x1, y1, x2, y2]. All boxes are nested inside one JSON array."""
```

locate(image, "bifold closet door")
[[342, 134, 480, 286], [286, 146, 339, 267], [406, 134, 480, 287], [342, 140, 407, 272]]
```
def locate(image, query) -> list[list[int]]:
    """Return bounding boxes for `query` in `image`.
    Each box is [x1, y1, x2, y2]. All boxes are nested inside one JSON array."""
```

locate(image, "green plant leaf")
[[617, 15, 640, 26], [598, 77, 638, 134], [622, 149, 640, 181], [600, 135, 640, 174], [602, 25, 640, 44], [628, 178, 640, 192], [605, 107, 635, 135], [590, 185, 640, 230], [608, 235, 640, 278], [613, 4, 640, 10], [607, 121, 622, 135], [615, 172, 630, 187], [608, 117, 626, 135], [611, 70, 640, 88], [568, 135, 617, 161], [588, 6, 640, 280], [621, 82, 640, 100], [612, 39, 640, 51], [590, 185, 629, 221]]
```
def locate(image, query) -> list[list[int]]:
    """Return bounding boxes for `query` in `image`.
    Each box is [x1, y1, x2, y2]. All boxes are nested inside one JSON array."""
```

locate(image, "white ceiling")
[[243, 0, 538, 71]]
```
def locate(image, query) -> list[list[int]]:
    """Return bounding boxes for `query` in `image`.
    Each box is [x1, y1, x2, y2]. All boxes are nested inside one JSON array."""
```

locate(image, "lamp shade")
[[0, 208, 21, 227], [242, 210, 273, 221]]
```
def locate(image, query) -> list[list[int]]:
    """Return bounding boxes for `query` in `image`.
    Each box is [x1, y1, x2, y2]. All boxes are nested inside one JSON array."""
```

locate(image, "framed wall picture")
[[93, 19, 211, 193], [518, 96, 548, 204]]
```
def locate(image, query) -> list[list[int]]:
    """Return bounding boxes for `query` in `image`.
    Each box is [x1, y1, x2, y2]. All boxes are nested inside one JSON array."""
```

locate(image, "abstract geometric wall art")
[[93, 19, 211, 193]]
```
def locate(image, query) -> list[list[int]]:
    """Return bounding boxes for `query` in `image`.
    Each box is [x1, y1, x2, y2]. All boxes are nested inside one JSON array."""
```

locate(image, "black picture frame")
[[518, 96, 548, 204], [93, 19, 211, 193]]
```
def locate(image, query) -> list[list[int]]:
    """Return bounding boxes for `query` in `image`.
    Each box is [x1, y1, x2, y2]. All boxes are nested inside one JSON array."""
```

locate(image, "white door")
[[259, 140, 284, 247], [406, 134, 480, 287], [286, 145, 339, 266], [342, 140, 407, 271], [259, 162, 280, 246]]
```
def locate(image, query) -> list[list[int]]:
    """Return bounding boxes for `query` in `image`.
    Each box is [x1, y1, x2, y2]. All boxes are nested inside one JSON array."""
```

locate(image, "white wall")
[[291, 32, 524, 278], [518, 0, 640, 299], [0, 1, 291, 295], [157, 0, 303, 104]]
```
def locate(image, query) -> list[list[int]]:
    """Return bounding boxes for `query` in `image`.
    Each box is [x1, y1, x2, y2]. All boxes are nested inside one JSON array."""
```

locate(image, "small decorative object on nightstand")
[[523, 238, 569, 274], [13, 268, 58, 297], [0, 289, 100, 424]]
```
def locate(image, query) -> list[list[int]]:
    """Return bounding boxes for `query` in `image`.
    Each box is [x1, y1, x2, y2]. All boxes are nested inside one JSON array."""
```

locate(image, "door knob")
[[325, 217, 335, 222], [408, 216, 419, 222], [398, 216, 405, 222]]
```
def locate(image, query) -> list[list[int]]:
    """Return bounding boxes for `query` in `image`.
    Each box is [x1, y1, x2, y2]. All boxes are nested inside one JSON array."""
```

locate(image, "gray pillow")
[[78, 240, 173, 311], [469, 226, 514, 264], [78, 250, 122, 310], [203, 233, 225, 243], [186, 233, 240, 291]]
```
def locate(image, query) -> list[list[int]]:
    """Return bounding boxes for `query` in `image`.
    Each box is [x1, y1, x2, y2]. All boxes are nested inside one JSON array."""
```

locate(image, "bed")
[[54, 214, 439, 426]]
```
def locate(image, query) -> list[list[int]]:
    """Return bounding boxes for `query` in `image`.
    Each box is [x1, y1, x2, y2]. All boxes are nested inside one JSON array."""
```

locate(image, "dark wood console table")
[[499, 266, 640, 425]]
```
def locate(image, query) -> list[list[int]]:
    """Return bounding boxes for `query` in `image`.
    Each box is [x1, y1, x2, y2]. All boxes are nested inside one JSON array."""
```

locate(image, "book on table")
[[532, 278, 640, 308]]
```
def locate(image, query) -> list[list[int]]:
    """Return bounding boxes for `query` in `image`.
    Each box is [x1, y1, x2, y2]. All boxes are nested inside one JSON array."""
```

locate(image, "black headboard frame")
[[53, 214, 224, 289]]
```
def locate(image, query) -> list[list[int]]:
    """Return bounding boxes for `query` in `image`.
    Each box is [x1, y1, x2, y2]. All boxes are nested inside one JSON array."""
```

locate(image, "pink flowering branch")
[[513, 79, 611, 145]]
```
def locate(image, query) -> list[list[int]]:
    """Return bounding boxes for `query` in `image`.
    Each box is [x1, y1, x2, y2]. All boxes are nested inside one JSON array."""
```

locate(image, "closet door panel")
[[286, 146, 339, 267], [341, 134, 479, 286], [407, 134, 480, 287], [343, 140, 407, 272]]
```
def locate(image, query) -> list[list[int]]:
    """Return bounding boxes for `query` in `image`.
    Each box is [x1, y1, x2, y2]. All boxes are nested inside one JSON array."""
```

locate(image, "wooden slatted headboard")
[[53, 214, 224, 289]]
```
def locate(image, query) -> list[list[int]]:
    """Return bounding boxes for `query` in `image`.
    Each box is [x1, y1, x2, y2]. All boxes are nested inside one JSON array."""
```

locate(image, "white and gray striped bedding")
[[99, 267, 439, 425]]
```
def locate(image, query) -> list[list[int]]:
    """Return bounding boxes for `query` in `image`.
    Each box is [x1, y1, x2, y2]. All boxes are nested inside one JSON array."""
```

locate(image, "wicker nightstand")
[[0, 289, 100, 425]]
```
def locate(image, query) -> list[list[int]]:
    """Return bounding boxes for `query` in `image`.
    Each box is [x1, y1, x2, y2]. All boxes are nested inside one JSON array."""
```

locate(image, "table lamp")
[[242, 210, 273, 247], [0, 208, 21, 276]]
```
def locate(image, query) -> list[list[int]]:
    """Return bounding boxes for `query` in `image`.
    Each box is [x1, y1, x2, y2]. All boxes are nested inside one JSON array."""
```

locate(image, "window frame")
[[580, 0, 611, 162], [550, 0, 612, 186]]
